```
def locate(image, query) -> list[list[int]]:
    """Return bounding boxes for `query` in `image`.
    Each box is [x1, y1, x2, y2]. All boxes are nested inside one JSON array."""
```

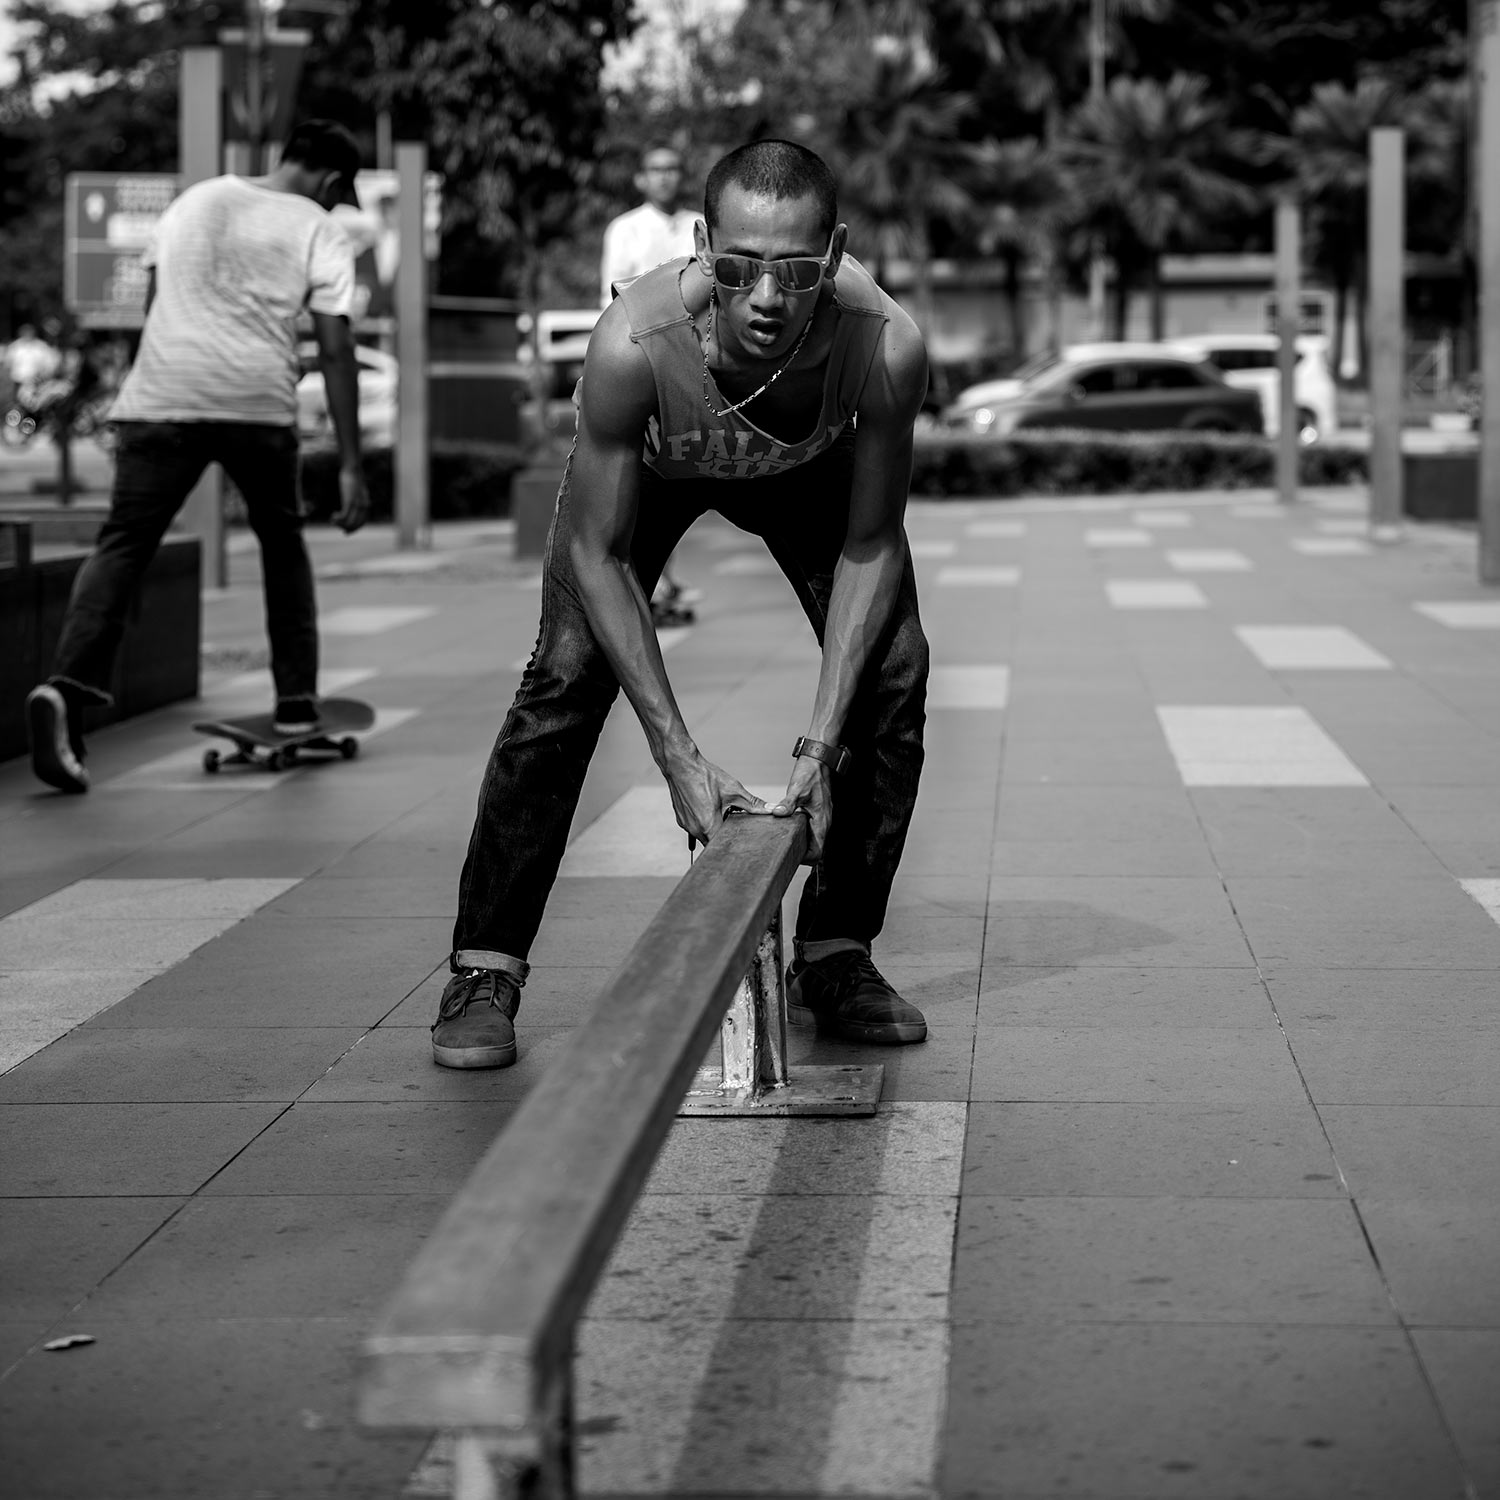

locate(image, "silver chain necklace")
[[701, 290, 815, 418]]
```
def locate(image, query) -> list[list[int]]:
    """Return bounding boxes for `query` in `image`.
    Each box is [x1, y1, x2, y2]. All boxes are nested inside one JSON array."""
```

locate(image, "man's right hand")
[[665, 752, 765, 848], [333, 462, 369, 534]]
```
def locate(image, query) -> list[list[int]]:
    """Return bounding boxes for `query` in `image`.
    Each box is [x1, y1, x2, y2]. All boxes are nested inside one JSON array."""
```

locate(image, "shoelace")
[[438, 968, 506, 1022]]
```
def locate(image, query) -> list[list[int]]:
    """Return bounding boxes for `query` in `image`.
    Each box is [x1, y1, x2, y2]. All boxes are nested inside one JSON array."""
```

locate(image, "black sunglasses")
[[707, 232, 836, 293]]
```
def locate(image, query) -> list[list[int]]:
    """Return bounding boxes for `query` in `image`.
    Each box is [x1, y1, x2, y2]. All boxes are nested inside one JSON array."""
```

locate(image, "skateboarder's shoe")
[[431, 967, 521, 1069], [272, 696, 320, 735], [26, 684, 88, 794], [786, 948, 927, 1046]]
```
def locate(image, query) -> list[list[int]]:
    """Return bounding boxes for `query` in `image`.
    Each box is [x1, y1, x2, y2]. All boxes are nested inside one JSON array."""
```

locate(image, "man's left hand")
[[769, 757, 832, 863], [334, 462, 369, 534]]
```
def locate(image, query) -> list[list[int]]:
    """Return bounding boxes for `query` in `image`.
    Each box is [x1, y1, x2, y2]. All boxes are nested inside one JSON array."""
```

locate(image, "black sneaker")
[[431, 968, 521, 1069], [272, 696, 320, 736], [25, 684, 88, 794], [786, 949, 927, 1046]]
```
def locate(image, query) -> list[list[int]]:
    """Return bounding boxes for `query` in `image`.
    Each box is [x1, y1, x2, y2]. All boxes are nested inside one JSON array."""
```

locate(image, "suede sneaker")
[[431, 968, 520, 1069], [786, 949, 927, 1045], [26, 684, 88, 794]]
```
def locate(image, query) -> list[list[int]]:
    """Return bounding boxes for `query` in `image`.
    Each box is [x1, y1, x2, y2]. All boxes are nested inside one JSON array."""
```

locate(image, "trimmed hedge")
[[910, 428, 1367, 498], [297, 441, 528, 522]]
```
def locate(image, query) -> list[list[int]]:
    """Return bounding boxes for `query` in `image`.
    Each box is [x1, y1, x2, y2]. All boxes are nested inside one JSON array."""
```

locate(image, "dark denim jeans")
[[453, 430, 929, 964], [48, 421, 317, 706]]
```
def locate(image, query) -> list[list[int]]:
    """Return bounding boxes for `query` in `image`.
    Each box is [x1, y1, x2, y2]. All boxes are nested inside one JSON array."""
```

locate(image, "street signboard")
[[217, 28, 310, 146], [64, 173, 179, 328]]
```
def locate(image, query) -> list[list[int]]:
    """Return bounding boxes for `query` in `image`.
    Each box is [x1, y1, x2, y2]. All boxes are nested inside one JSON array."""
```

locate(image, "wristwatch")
[[792, 736, 852, 774]]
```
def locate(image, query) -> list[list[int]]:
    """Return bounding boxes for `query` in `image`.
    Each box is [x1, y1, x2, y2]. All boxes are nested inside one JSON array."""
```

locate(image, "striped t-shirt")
[[111, 175, 355, 426]]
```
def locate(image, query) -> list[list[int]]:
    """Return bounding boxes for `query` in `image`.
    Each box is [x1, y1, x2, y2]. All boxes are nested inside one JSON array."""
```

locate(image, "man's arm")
[[144, 269, 157, 318], [771, 305, 929, 859], [570, 305, 762, 843], [311, 310, 369, 534]]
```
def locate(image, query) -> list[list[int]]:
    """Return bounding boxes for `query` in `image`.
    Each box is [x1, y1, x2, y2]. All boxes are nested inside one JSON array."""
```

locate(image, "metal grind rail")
[[359, 810, 884, 1499]]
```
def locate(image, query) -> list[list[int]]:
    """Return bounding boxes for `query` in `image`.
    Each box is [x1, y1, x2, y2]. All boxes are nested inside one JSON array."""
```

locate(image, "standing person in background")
[[24, 119, 370, 795], [601, 144, 700, 624]]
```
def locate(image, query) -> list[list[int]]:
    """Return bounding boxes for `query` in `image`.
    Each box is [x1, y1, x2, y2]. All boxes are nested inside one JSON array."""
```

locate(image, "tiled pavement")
[[3, 488, 1500, 1498]]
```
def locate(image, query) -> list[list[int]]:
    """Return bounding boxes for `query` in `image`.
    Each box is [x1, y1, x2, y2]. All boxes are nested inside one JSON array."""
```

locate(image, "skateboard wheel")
[[267, 749, 285, 772], [202, 749, 221, 774], [338, 737, 359, 760]]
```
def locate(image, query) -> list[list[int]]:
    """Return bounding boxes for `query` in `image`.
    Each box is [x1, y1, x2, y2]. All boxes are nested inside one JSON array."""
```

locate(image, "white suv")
[[1167, 333, 1336, 444]]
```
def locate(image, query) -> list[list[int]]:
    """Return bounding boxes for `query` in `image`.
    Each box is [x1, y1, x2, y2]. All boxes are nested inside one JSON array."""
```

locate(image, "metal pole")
[[245, 0, 265, 175], [1368, 127, 1405, 538], [1275, 194, 1301, 505], [1480, 0, 1500, 580], [179, 48, 228, 589], [394, 142, 429, 550], [1086, 0, 1107, 338]]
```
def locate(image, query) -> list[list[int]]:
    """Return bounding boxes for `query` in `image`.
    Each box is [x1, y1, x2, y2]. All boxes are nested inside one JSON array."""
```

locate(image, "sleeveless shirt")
[[618, 254, 890, 480]]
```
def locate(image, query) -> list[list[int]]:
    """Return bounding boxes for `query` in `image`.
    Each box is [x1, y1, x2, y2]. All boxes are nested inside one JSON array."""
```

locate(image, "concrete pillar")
[[1368, 127, 1405, 538], [1274, 195, 1301, 505], [179, 48, 227, 588], [1479, 0, 1500, 581], [394, 143, 429, 551]]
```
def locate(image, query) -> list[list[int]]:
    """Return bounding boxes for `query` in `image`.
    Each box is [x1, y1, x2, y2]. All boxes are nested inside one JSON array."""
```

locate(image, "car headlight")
[[970, 406, 1020, 436]]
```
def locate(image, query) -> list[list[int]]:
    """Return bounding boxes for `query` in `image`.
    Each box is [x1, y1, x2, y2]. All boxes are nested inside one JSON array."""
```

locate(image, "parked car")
[[295, 343, 398, 450], [940, 342, 1264, 437], [1166, 332, 1335, 444]]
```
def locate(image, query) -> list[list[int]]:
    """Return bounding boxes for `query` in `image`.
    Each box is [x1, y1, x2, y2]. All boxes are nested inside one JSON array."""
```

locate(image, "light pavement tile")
[[953, 1197, 1391, 1325], [0, 879, 299, 1073], [908, 538, 957, 558], [0, 1317, 428, 1500], [713, 552, 782, 576], [911, 500, 981, 518], [969, 1026, 1305, 1105], [509, 623, 689, 673], [1292, 536, 1372, 556], [1316, 517, 1371, 535], [1227, 876, 1500, 970], [1415, 600, 1500, 628], [317, 604, 437, 635], [212, 666, 376, 703], [1105, 579, 1207, 609], [1265, 967, 1500, 1028], [1084, 527, 1152, 548], [590, 1194, 957, 1322], [1320, 1105, 1500, 1203], [1132, 509, 1194, 527], [316, 549, 449, 577], [1412, 1331, 1500, 1497], [1157, 706, 1368, 787], [978, 965, 1267, 1028], [1229, 500, 1286, 518], [556, 783, 785, 877], [1285, 1022, 1500, 1105], [963, 1102, 1341, 1198], [964, 518, 1027, 538], [927, 664, 1009, 709], [943, 1324, 1461, 1500], [935, 564, 1020, 586], [570, 1319, 947, 1496], [1308, 489, 1369, 512], [1166, 547, 1253, 572], [0, 1197, 185, 1322], [1458, 877, 1500, 927], [1357, 1203, 1500, 1327], [1235, 625, 1392, 670]]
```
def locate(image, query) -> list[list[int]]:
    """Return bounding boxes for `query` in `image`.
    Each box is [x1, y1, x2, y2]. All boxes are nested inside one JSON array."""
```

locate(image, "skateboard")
[[193, 697, 376, 774]]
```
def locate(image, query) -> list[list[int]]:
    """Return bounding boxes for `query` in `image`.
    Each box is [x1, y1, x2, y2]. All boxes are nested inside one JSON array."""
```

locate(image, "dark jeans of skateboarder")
[[434, 138, 931, 1070], [26, 120, 371, 795]]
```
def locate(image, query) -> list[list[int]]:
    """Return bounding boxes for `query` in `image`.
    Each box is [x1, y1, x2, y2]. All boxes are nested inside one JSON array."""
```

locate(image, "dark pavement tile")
[[382, 965, 612, 1028], [978, 965, 1267, 1027], [1, 1197, 184, 1321], [1285, 1023, 1500, 1106], [1412, 1331, 1500, 1498], [201, 1100, 517, 1196], [1358, 1201, 1500, 1327], [260, 874, 457, 917], [76, 1194, 449, 1322], [788, 1022, 973, 1102], [0, 1028, 366, 1103], [1265, 968, 1500, 1028], [962, 1102, 1342, 1198], [942, 1324, 1464, 1500], [0, 1104, 284, 1196], [1321, 1105, 1500, 1203], [0, 1322, 52, 1371], [952, 1196, 1391, 1326], [0, 1317, 427, 1500]]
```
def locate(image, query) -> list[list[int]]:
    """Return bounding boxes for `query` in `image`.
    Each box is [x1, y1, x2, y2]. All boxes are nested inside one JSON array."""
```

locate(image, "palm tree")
[[1060, 72, 1260, 338]]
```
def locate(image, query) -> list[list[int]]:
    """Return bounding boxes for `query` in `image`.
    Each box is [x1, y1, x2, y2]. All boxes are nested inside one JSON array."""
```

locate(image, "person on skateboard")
[[25, 119, 371, 794], [435, 139, 931, 1070]]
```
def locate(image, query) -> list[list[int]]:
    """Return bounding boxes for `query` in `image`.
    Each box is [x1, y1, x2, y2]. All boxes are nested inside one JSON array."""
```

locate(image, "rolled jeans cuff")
[[49, 674, 113, 708], [452, 950, 530, 986]]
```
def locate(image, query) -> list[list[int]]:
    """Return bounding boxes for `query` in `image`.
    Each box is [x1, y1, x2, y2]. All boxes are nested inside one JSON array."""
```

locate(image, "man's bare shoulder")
[[860, 296, 929, 425], [579, 299, 657, 439]]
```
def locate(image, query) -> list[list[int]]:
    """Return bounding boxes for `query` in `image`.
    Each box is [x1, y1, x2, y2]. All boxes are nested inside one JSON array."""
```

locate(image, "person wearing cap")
[[25, 119, 371, 794]]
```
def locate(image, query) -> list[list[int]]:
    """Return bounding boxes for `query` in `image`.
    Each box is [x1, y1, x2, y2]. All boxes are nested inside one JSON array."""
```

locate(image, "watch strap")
[[792, 736, 851, 774]]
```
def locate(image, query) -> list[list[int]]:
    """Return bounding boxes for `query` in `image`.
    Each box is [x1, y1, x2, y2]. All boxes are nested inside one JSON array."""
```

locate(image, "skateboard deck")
[[193, 697, 376, 774]]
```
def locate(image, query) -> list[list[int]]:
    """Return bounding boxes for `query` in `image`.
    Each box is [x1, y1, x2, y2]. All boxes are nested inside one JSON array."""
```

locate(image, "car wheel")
[[1181, 414, 1235, 433]]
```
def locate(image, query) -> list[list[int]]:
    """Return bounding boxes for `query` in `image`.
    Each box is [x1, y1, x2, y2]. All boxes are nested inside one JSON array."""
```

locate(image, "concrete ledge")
[[1403, 450, 1477, 522], [0, 522, 202, 762]]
